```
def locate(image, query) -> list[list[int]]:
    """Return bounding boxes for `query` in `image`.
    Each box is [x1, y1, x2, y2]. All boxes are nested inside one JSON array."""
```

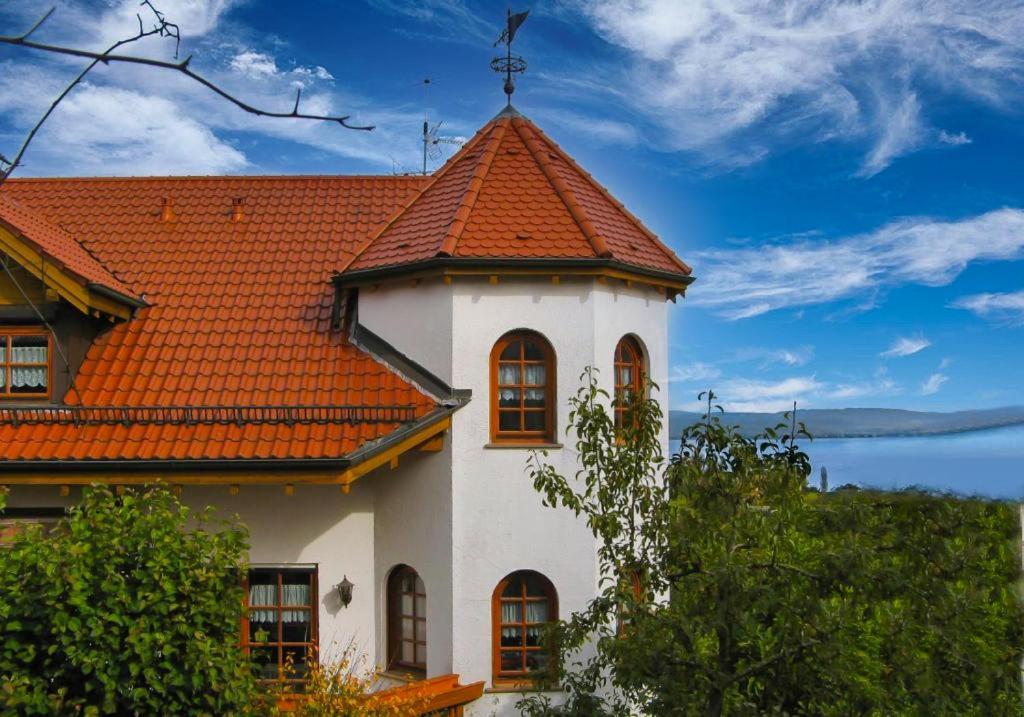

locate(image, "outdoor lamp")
[[337, 576, 354, 608]]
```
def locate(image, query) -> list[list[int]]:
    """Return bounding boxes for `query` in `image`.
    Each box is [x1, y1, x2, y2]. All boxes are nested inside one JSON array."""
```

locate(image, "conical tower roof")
[[341, 107, 691, 279]]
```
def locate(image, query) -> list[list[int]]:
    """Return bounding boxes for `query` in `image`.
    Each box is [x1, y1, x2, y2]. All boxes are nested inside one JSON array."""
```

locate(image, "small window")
[[491, 331, 556, 443], [492, 570, 557, 683], [614, 336, 645, 430], [387, 565, 426, 673], [243, 565, 317, 682], [0, 329, 51, 399]]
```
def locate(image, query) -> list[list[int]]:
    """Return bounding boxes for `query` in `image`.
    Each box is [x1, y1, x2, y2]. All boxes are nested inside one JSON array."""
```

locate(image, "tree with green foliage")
[[0, 484, 258, 715], [522, 372, 1024, 716]]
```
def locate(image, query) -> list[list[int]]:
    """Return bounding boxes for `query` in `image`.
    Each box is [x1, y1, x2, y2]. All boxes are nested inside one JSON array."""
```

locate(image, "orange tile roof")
[[0, 111, 690, 467], [0, 193, 141, 302], [344, 108, 691, 277], [0, 175, 435, 463]]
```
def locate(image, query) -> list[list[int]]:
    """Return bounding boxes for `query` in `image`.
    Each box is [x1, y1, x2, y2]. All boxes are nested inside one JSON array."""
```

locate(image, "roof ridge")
[[516, 118, 692, 275], [511, 117, 611, 259], [338, 118, 502, 274], [438, 119, 509, 257]]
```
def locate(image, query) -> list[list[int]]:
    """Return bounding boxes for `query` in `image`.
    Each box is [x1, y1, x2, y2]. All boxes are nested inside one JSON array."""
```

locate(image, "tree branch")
[[0, 3, 372, 182]]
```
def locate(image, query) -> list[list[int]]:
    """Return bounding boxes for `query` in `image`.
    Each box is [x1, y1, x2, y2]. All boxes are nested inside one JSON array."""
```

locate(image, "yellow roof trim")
[[0, 225, 133, 320]]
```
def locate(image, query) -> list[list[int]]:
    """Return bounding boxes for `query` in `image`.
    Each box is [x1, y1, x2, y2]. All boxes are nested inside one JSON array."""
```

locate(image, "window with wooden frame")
[[243, 565, 317, 682], [491, 331, 556, 444], [492, 570, 557, 683], [613, 336, 645, 430], [387, 565, 426, 674], [0, 328, 51, 399]]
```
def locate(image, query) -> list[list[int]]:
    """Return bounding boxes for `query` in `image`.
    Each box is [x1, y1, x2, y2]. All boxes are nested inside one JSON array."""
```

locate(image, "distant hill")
[[668, 406, 1024, 439]]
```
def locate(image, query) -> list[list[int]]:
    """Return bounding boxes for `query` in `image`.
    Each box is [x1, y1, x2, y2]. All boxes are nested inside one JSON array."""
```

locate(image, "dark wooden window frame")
[[386, 564, 427, 674], [242, 564, 318, 684], [613, 335, 645, 430], [491, 570, 558, 684], [490, 331, 556, 444], [0, 327, 53, 400]]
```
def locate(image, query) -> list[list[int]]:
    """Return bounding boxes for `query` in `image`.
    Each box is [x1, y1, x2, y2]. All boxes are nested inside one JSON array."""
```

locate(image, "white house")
[[0, 105, 692, 714]]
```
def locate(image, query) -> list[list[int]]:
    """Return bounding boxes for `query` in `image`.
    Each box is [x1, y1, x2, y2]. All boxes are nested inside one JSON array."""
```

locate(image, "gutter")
[[87, 282, 148, 309], [333, 257, 695, 289]]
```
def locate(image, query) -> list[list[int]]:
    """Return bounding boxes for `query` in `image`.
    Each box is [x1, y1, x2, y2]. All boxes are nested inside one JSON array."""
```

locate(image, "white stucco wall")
[[356, 281, 454, 385], [445, 277, 669, 714], [372, 442, 455, 676]]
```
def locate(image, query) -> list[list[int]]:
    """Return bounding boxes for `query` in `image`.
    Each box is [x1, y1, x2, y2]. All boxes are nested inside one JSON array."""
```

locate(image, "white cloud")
[[921, 373, 949, 395], [951, 290, 1024, 325], [691, 209, 1024, 319], [569, 0, 1024, 170], [230, 50, 280, 79], [0, 73, 247, 175], [858, 91, 924, 177], [938, 130, 972, 146], [536, 109, 639, 147], [671, 362, 721, 383], [714, 376, 824, 413], [734, 345, 815, 367], [880, 336, 930, 359], [229, 50, 335, 85], [829, 376, 900, 400]]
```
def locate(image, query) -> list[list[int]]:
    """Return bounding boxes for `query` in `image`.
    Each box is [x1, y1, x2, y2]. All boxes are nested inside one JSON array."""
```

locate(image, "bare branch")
[[0, 2, 371, 183], [0, 37, 375, 129]]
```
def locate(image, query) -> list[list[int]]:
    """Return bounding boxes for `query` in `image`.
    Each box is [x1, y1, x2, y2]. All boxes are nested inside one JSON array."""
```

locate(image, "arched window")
[[614, 336, 645, 429], [387, 565, 426, 673], [492, 570, 558, 682], [491, 331, 556, 443]]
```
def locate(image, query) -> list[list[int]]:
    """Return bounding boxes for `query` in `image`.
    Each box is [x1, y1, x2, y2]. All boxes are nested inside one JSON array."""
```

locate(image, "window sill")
[[486, 682, 562, 694], [376, 668, 425, 684], [484, 443, 563, 450]]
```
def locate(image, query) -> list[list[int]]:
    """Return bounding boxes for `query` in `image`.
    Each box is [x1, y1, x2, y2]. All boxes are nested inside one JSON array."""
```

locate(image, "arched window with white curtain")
[[492, 570, 557, 683], [490, 331, 556, 444]]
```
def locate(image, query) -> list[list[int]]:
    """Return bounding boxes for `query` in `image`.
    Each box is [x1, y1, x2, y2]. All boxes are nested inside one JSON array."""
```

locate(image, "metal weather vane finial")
[[491, 9, 529, 105]]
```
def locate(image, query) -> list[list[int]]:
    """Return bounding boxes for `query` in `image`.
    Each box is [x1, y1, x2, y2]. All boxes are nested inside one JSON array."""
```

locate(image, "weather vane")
[[491, 9, 529, 105]]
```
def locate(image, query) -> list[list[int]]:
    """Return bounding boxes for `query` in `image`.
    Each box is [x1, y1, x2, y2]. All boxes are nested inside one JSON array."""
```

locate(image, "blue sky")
[[1, 0, 1022, 413]]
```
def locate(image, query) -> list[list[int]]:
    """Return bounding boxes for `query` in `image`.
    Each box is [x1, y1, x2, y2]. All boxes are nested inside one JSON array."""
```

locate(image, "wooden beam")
[[284, 483, 294, 496], [418, 435, 444, 452], [489, 275, 498, 285], [389, 456, 400, 470], [59, 485, 70, 497], [551, 275, 560, 285], [340, 484, 351, 494]]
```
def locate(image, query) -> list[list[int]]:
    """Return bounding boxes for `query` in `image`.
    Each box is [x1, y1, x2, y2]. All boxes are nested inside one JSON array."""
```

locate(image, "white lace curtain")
[[498, 365, 546, 386], [249, 583, 310, 623], [3, 345, 47, 389]]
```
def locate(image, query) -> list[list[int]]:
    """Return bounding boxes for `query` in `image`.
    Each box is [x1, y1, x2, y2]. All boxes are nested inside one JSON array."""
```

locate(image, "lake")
[[672, 423, 1024, 499]]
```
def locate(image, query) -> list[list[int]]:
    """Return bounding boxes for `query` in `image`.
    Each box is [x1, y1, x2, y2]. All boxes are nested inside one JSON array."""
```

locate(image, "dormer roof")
[[0, 193, 145, 317], [340, 108, 691, 282]]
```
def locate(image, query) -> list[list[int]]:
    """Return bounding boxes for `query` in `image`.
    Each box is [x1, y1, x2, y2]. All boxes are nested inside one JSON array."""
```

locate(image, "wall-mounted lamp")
[[337, 576, 354, 608]]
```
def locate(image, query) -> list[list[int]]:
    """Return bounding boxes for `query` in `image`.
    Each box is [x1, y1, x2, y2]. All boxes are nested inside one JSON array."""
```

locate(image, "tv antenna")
[[491, 9, 529, 105], [420, 78, 465, 174]]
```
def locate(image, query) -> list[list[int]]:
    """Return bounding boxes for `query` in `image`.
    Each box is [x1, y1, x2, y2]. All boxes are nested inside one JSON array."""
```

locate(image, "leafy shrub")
[[0, 484, 257, 715], [524, 376, 1024, 716], [273, 642, 428, 717]]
